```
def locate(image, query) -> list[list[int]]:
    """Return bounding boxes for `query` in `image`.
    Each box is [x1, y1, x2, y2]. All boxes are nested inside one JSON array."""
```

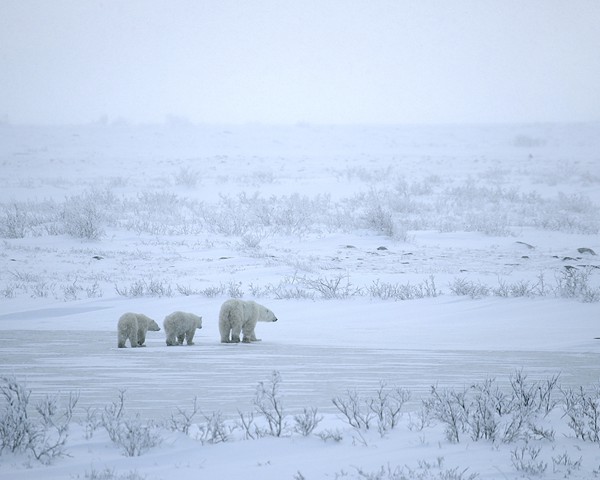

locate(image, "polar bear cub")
[[163, 311, 203, 346], [117, 313, 160, 348], [219, 299, 278, 343]]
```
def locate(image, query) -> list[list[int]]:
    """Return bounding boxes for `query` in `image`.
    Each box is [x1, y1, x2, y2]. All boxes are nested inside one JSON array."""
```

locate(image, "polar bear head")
[[137, 315, 160, 331], [259, 305, 278, 323], [147, 318, 161, 331]]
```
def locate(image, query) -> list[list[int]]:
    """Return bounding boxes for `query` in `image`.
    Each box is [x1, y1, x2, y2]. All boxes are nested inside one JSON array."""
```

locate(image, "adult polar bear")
[[219, 299, 278, 343]]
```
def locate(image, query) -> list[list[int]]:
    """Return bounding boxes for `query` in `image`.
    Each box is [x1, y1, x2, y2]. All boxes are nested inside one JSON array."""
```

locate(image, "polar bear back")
[[163, 311, 203, 335]]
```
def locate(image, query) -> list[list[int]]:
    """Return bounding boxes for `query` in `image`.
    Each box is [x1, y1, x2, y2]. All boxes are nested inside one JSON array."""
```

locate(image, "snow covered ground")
[[1, 123, 599, 479]]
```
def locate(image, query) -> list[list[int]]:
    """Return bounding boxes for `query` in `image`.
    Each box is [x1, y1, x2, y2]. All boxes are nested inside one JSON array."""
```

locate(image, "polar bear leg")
[[176, 333, 185, 345], [165, 332, 177, 346], [230, 322, 242, 343], [219, 316, 231, 342], [117, 332, 127, 348], [249, 331, 261, 342], [129, 325, 139, 348], [185, 328, 196, 345], [220, 329, 231, 343], [242, 317, 258, 343]]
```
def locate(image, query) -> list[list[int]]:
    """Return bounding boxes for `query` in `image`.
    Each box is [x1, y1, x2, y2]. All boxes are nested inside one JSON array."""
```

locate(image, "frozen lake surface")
[[2, 329, 598, 420]]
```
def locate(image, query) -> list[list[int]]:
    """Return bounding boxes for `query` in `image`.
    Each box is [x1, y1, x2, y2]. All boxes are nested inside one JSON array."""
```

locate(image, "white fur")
[[117, 313, 160, 348], [163, 311, 203, 346], [218, 299, 278, 343]]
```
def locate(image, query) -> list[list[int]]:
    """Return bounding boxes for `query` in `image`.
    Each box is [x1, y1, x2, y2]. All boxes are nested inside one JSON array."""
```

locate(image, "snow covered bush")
[[293, 407, 323, 436], [350, 459, 479, 480], [0, 376, 32, 454], [169, 398, 231, 445], [561, 384, 600, 443], [167, 396, 200, 436], [114, 278, 174, 298], [61, 191, 107, 240], [0, 376, 78, 464], [368, 277, 440, 301], [422, 372, 558, 444], [252, 370, 287, 437], [100, 390, 162, 457], [553, 267, 600, 302], [193, 411, 231, 445], [82, 467, 147, 480], [332, 383, 411, 436], [172, 166, 200, 187], [237, 371, 287, 439], [510, 443, 547, 476], [551, 451, 582, 476], [236, 371, 324, 440], [1, 203, 28, 238], [300, 273, 362, 299]]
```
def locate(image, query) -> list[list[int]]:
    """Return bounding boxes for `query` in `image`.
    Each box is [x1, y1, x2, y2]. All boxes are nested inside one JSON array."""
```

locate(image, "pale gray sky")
[[1, 0, 599, 125]]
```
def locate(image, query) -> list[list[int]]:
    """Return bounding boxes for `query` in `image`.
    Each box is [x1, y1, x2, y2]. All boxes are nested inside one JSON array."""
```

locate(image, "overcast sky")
[[1, 0, 599, 125]]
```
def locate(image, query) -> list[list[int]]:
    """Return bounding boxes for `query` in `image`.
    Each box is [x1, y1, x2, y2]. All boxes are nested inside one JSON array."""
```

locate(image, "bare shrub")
[[510, 443, 547, 476], [200, 284, 226, 298], [100, 390, 162, 457], [30, 391, 79, 464], [61, 191, 109, 240], [493, 279, 536, 298], [369, 383, 411, 435], [423, 385, 467, 443], [238, 371, 324, 439], [168, 397, 200, 435], [467, 211, 512, 236], [0, 283, 18, 298], [513, 134, 546, 147], [1, 203, 28, 238], [194, 411, 231, 445], [561, 384, 600, 443], [554, 267, 600, 301], [301, 273, 361, 299], [115, 279, 173, 298], [83, 467, 147, 480], [509, 370, 559, 417], [293, 407, 323, 436], [0, 376, 78, 464], [227, 280, 244, 299], [364, 202, 396, 237], [240, 231, 266, 249], [199, 194, 251, 236], [82, 407, 102, 440], [551, 451, 582, 476], [351, 457, 479, 480], [448, 278, 491, 299], [369, 276, 440, 301], [253, 371, 287, 437], [265, 275, 316, 300], [0, 376, 33, 454], [423, 372, 559, 445], [237, 410, 260, 440], [176, 284, 198, 296], [173, 166, 200, 187], [332, 390, 375, 431]]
